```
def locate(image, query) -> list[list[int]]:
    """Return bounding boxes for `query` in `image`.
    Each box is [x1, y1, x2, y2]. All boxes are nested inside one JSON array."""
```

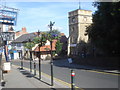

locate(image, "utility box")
[[3, 62, 11, 72]]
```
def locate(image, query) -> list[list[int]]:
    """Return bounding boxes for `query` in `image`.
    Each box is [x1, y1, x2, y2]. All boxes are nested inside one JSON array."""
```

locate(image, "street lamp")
[[29, 38, 32, 73], [37, 30, 41, 80], [48, 21, 55, 86]]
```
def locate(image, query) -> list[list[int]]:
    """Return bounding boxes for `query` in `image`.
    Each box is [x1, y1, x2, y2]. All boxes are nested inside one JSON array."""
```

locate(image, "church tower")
[[68, 9, 92, 55]]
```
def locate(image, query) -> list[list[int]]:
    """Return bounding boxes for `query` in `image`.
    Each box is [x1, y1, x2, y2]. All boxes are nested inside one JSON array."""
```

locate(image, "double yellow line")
[[81, 69, 120, 76], [13, 65, 84, 90]]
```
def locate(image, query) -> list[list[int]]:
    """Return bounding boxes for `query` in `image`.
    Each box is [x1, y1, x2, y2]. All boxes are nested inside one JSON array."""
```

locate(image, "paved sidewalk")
[[1, 65, 65, 89]]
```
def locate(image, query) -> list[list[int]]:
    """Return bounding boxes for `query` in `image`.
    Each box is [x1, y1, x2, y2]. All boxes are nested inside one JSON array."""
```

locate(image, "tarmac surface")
[[0, 59, 119, 89]]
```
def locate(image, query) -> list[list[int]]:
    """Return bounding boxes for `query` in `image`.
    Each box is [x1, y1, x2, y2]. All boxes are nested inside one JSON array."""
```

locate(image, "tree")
[[55, 40, 63, 55], [24, 42, 35, 50], [86, 2, 120, 56], [46, 29, 61, 41], [33, 32, 47, 46]]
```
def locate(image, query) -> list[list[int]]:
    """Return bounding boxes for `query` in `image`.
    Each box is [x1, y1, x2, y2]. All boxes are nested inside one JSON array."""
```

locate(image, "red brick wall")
[[15, 27, 28, 38]]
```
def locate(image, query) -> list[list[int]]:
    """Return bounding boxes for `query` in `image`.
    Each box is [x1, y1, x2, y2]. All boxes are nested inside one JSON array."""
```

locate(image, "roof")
[[34, 40, 57, 52], [12, 33, 37, 43]]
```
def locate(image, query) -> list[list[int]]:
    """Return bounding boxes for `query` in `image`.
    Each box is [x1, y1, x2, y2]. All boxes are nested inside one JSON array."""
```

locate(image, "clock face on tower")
[[83, 17, 87, 23]]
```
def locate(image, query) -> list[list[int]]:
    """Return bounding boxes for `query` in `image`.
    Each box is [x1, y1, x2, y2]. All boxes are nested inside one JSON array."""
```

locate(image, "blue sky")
[[5, 2, 97, 37]]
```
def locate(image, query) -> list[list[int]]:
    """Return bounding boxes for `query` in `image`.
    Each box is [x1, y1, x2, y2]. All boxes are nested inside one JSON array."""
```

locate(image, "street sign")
[[0, 5, 19, 26], [68, 58, 73, 63], [0, 32, 15, 41], [70, 44, 77, 47]]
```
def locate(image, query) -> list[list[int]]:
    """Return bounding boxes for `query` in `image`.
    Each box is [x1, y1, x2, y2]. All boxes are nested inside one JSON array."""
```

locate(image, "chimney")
[[22, 27, 26, 33], [60, 33, 65, 36]]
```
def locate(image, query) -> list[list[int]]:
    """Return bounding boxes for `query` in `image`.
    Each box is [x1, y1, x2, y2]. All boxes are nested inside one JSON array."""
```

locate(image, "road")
[[11, 59, 119, 88]]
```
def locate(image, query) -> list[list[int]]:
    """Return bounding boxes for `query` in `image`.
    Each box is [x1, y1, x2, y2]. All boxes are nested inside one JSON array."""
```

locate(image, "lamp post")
[[48, 21, 55, 86], [29, 38, 32, 73], [37, 30, 41, 80]]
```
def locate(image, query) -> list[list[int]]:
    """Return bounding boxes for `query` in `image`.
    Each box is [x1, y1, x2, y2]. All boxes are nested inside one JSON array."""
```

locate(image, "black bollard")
[[71, 69, 75, 90], [34, 61, 36, 75], [21, 58, 23, 69]]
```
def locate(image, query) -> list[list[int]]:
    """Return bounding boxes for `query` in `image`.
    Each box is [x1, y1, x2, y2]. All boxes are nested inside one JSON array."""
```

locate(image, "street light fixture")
[[48, 21, 55, 86]]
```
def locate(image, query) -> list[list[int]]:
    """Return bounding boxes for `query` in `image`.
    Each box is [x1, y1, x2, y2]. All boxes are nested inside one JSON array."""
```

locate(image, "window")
[[72, 17, 75, 23]]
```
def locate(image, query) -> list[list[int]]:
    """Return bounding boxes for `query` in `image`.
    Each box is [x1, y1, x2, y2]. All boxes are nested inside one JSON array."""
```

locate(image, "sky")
[[1, 1, 97, 37]]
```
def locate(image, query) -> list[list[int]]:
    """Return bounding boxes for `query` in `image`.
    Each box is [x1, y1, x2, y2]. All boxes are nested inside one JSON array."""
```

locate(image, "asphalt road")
[[12, 59, 119, 88]]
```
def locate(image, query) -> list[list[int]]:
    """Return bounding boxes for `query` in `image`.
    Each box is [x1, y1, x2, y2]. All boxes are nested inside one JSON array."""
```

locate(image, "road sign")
[[0, 5, 19, 26], [0, 32, 15, 41], [68, 58, 72, 63]]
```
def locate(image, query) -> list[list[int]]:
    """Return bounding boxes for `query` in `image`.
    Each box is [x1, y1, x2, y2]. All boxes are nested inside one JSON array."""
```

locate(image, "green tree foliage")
[[86, 2, 120, 56], [46, 29, 61, 41], [33, 33, 47, 46], [24, 42, 35, 50], [45, 29, 62, 56], [55, 40, 63, 55], [48, 29, 61, 36]]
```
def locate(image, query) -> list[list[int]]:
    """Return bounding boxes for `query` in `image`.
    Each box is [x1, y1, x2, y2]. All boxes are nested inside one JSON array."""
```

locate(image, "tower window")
[[72, 17, 75, 23]]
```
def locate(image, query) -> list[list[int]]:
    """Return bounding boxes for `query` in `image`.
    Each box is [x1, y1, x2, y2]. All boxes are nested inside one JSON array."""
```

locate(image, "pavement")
[[0, 64, 70, 89]]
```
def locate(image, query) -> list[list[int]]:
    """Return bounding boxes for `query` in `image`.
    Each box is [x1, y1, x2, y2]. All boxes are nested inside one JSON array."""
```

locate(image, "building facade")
[[68, 9, 92, 56]]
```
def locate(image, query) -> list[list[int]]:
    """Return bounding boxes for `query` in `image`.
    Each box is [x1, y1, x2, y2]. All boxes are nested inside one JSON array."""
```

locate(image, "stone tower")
[[68, 9, 92, 55]]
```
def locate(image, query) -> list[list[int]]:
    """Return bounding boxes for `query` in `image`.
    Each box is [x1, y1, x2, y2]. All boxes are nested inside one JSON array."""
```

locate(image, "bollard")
[[21, 59, 23, 69], [71, 69, 75, 90], [34, 62, 36, 75], [50, 61, 53, 86], [30, 60, 32, 72], [29, 51, 32, 73]]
